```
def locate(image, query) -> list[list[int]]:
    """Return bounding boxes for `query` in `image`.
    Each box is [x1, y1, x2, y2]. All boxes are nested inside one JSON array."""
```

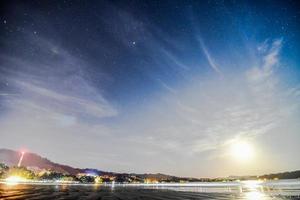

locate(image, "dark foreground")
[[0, 183, 300, 200]]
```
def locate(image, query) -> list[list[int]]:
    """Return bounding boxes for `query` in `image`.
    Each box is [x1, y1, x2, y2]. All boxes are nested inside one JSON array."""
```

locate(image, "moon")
[[230, 141, 254, 162]]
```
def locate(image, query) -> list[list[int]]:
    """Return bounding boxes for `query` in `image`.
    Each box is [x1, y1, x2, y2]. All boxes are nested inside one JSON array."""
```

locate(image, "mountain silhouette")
[[0, 149, 82, 175]]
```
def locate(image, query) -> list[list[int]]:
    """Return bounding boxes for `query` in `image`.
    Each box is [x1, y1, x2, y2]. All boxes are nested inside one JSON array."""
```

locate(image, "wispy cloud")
[[197, 38, 222, 74], [0, 35, 120, 169], [1, 35, 117, 121], [247, 38, 282, 82], [120, 39, 300, 176], [13, 80, 116, 119]]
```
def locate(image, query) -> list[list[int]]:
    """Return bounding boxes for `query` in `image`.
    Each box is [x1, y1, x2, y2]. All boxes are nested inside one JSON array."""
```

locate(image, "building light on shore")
[[5, 176, 26, 185]]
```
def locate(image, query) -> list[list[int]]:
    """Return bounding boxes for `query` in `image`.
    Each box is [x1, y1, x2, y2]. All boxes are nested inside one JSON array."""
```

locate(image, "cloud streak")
[[198, 38, 222, 74]]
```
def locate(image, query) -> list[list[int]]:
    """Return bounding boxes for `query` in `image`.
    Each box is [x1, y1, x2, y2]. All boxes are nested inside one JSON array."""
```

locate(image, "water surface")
[[0, 179, 300, 199]]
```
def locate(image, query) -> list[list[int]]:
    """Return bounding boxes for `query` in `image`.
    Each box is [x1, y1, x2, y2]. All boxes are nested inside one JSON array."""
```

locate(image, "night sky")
[[1, 0, 300, 177]]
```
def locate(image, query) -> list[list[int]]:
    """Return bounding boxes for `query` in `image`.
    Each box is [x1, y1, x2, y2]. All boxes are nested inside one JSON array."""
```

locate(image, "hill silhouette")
[[0, 149, 182, 181], [0, 149, 82, 175]]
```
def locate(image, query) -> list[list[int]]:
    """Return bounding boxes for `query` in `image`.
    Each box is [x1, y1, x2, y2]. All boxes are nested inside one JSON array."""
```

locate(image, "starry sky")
[[0, 0, 300, 178]]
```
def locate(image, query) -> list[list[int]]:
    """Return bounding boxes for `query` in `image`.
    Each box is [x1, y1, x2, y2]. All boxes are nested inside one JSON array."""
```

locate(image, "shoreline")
[[1, 179, 299, 187]]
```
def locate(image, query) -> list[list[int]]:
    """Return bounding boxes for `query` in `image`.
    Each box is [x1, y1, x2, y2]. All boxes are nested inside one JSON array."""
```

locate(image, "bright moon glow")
[[230, 141, 254, 162]]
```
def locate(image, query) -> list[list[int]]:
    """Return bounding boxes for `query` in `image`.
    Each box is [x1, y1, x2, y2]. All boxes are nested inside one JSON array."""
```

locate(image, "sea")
[[0, 179, 300, 199]]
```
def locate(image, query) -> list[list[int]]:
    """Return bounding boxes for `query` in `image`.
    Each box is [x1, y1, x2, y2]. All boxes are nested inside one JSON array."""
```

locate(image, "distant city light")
[[5, 176, 26, 185]]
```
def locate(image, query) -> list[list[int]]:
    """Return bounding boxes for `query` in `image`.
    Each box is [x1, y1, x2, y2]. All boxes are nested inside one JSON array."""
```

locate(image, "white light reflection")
[[244, 191, 268, 200], [242, 180, 269, 200]]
